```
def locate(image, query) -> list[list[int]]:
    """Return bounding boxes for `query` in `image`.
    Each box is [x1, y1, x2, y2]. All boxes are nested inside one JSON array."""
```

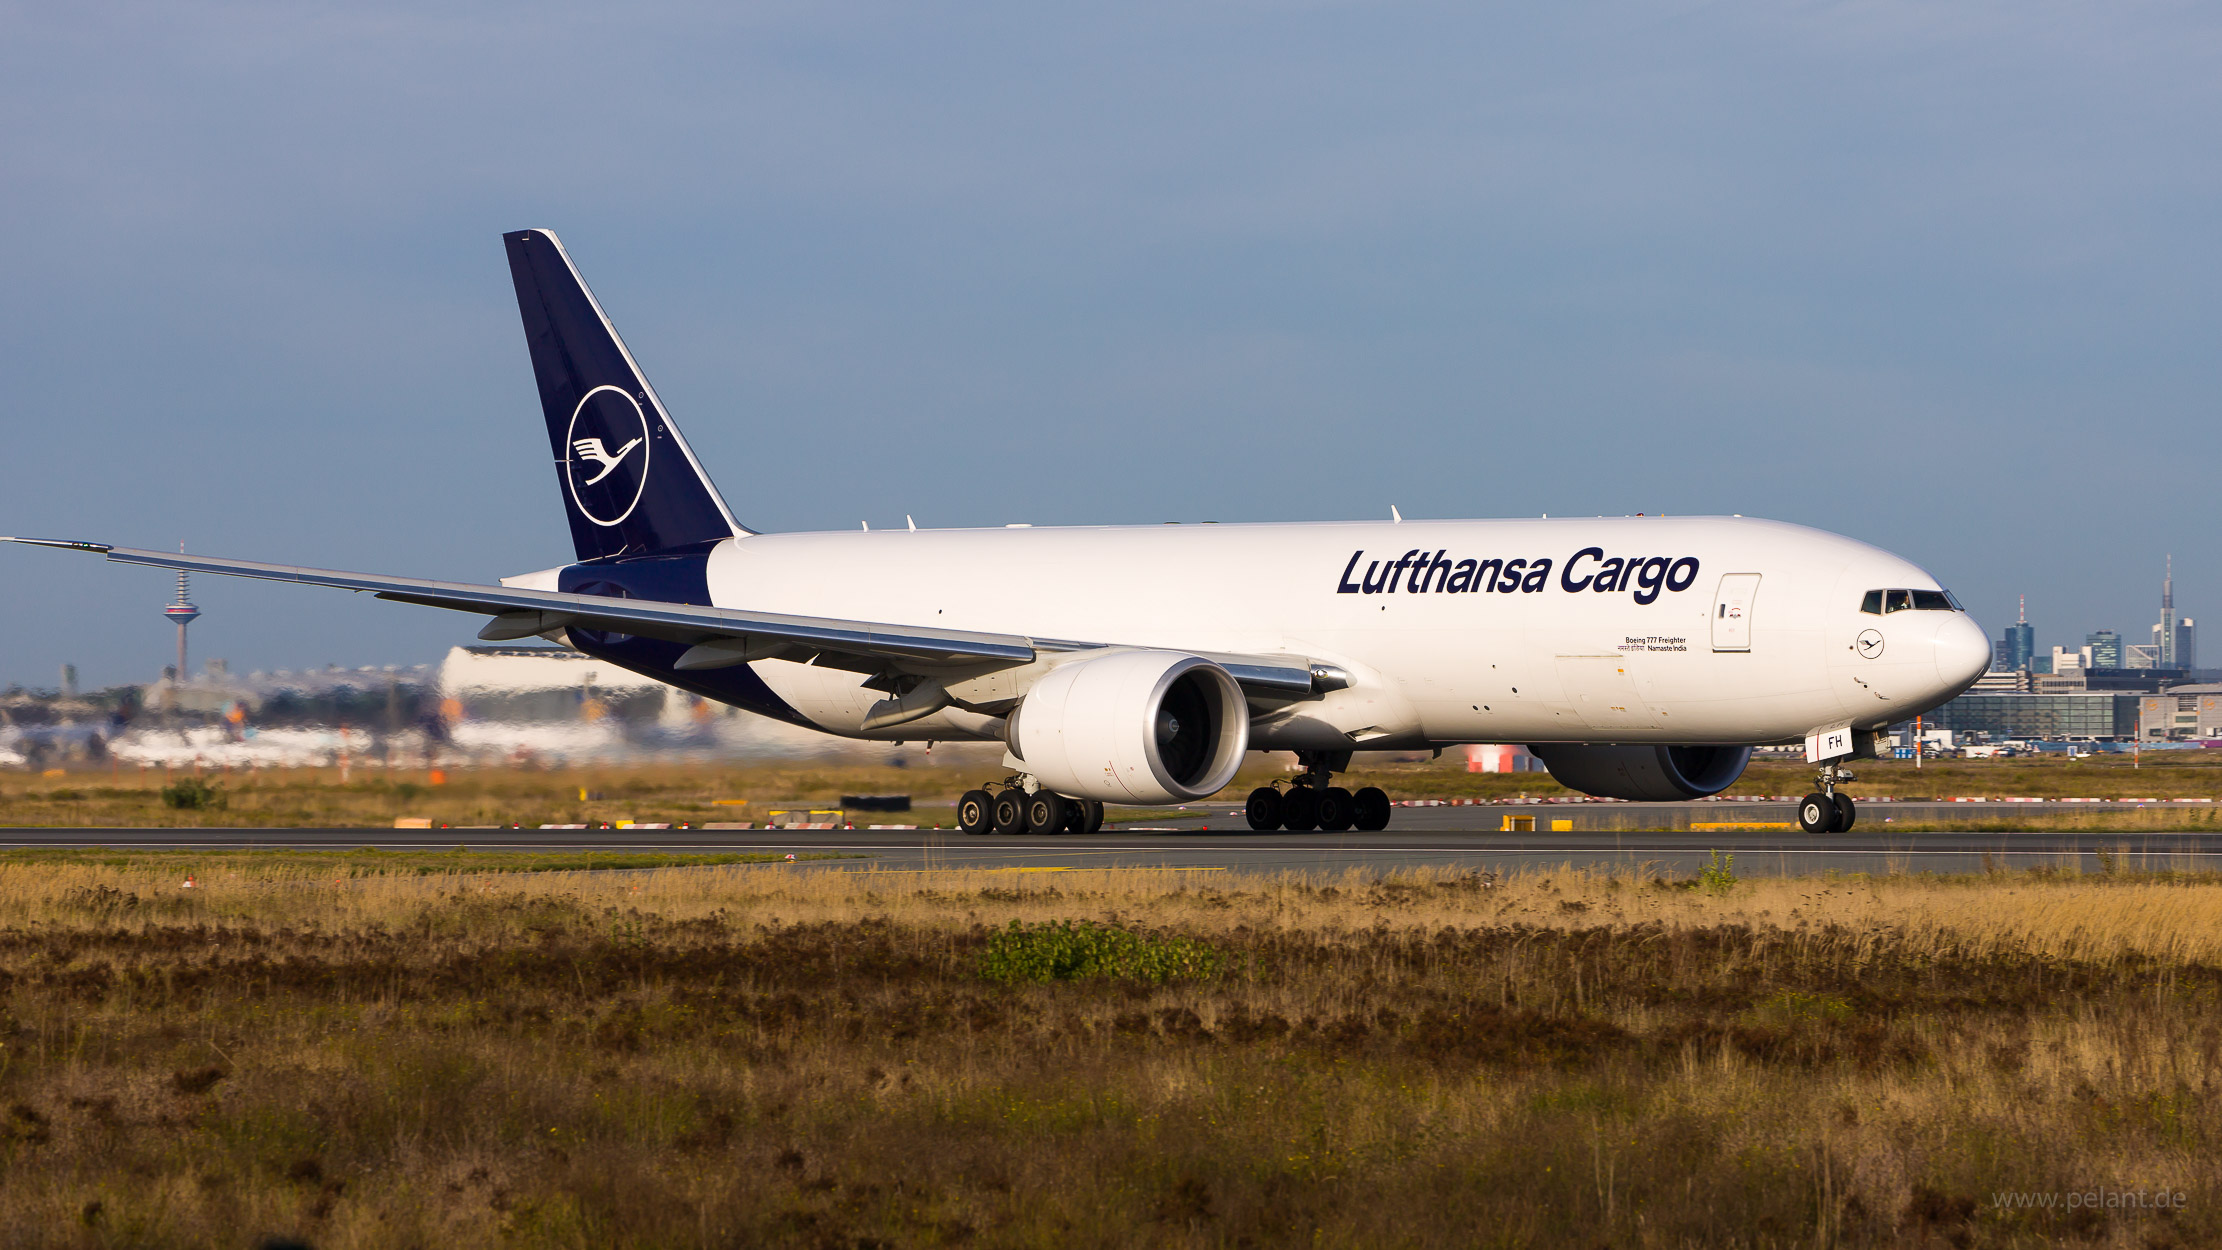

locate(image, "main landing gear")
[[1798, 762, 1858, 835], [1245, 752, 1393, 832], [956, 780, 1106, 836]]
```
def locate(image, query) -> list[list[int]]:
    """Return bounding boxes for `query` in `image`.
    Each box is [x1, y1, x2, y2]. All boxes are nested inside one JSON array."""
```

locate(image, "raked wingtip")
[[0, 537, 115, 553]]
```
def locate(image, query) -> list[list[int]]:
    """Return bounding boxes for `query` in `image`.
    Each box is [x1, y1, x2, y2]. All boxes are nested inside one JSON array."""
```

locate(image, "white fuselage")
[[701, 515, 1991, 751]]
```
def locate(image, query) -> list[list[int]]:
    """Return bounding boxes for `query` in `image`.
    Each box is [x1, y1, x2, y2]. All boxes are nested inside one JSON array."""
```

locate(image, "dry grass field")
[[0, 859, 2218, 1247], [3, 751, 2217, 829]]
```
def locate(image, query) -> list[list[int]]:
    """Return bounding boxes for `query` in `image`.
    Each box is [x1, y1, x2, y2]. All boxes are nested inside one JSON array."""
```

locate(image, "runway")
[[6, 800, 2218, 876]]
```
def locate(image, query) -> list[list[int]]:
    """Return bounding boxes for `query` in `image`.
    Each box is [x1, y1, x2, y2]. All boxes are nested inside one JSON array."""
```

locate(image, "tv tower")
[[161, 544, 200, 688]]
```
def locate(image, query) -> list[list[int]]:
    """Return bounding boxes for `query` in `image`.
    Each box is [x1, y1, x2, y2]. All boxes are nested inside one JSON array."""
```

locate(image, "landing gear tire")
[[1316, 787, 1355, 833], [1245, 787, 1284, 831], [1831, 793, 1856, 834], [1281, 786, 1320, 832], [991, 789, 1029, 835], [1025, 792, 1068, 835], [1062, 798, 1104, 834], [958, 789, 993, 836], [1352, 787, 1391, 831], [1798, 792, 1834, 835]]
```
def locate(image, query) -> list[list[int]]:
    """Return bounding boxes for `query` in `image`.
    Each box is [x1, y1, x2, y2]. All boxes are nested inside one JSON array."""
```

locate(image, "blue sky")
[[4, 1, 2217, 688]]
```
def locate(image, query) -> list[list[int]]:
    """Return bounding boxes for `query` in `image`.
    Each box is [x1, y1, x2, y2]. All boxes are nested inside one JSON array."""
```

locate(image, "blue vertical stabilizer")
[[504, 229, 747, 561]]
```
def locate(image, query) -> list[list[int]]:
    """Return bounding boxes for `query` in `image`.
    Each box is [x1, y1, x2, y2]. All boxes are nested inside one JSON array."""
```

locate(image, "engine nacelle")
[[1012, 651, 1249, 805], [1526, 744, 1752, 802]]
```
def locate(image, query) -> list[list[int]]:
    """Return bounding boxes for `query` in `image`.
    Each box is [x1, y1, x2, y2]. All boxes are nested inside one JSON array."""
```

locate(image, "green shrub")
[[159, 777, 225, 811], [977, 920, 1226, 984], [1699, 849, 1738, 895], [1747, 990, 1854, 1027]]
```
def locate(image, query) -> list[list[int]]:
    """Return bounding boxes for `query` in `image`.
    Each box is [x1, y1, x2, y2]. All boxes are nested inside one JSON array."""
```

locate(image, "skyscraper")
[[1996, 596, 2036, 672], [2086, 629, 2122, 670], [2159, 556, 2179, 670]]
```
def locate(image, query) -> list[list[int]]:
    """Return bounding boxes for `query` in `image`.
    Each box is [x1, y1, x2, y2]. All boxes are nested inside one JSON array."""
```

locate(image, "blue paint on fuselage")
[[555, 544, 814, 728]]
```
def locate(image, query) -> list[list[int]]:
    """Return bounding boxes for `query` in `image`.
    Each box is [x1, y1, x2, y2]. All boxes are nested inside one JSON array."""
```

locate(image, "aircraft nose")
[[1933, 614, 1990, 693]]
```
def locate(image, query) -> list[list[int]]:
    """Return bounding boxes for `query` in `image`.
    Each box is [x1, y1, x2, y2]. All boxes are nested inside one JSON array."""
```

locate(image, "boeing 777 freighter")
[[5, 230, 1991, 835]]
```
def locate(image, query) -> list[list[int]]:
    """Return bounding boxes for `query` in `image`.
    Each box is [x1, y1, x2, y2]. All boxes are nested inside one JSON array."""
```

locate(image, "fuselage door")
[[1711, 573, 1761, 652]]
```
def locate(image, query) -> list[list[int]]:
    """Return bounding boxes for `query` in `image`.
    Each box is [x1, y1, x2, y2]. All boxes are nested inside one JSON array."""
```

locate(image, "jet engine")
[[1526, 744, 1752, 802], [1011, 650, 1249, 804]]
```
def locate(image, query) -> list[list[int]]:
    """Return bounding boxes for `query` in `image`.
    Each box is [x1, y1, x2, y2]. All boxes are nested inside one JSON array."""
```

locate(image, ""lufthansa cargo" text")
[[1335, 548, 1700, 605]]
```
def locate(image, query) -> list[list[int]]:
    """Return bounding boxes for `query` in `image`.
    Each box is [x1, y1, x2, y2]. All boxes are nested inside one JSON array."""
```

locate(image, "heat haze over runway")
[[7, 802, 2217, 877]]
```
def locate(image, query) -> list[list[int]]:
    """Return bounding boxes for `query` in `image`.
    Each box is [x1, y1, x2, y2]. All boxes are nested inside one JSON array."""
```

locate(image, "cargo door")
[[1711, 573, 1761, 652]]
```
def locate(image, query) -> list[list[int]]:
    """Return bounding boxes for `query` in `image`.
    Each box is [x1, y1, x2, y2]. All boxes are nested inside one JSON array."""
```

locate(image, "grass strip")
[[0, 847, 854, 876], [5, 752, 2218, 828]]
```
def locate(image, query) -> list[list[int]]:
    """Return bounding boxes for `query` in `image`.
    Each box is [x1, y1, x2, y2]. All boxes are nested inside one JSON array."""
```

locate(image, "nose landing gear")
[[1798, 763, 1857, 834]]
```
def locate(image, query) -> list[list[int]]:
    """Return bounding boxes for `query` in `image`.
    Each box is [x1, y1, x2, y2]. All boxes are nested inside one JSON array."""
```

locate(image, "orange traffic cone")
[[182, 875, 197, 889]]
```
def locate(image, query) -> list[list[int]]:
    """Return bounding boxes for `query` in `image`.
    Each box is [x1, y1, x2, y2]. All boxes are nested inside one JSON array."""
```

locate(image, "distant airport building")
[[2013, 667, 2181, 696], [2139, 685, 2222, 741], [2093, 669, 2186, 692], [432, 645, 985, 763], [1920, 692, 2143, 741], [143, 657, 432, 720], [438, 644, 678, 727], [1463, 744, 1541, 773]]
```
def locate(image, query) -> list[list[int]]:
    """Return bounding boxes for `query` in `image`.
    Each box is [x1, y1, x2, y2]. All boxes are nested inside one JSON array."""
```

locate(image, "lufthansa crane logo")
[[571, 436, 641, 485], [1855, 629, 1885, 660], [565, 385, 652, 527]]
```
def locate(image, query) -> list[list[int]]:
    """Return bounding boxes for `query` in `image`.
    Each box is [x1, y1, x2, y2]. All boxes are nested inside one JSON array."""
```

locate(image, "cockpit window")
[[1861, 588, 1962, 615]]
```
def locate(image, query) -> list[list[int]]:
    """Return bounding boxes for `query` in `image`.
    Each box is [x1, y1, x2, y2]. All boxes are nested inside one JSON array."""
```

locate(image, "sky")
[[2, 0, 2217, 689]]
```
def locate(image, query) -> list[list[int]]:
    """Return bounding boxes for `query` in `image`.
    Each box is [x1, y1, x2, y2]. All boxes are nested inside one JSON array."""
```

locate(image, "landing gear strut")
[[1798, 762, 1857, 834], [1245, 752, 1392, 833]]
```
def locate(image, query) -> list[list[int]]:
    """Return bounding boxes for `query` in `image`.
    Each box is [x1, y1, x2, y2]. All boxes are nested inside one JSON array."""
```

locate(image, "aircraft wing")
[[3, 539, 1321, 694]]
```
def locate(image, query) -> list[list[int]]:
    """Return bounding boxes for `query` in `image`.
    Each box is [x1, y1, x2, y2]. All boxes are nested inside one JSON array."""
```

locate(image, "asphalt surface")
[[5, 800, 2217, 875]]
